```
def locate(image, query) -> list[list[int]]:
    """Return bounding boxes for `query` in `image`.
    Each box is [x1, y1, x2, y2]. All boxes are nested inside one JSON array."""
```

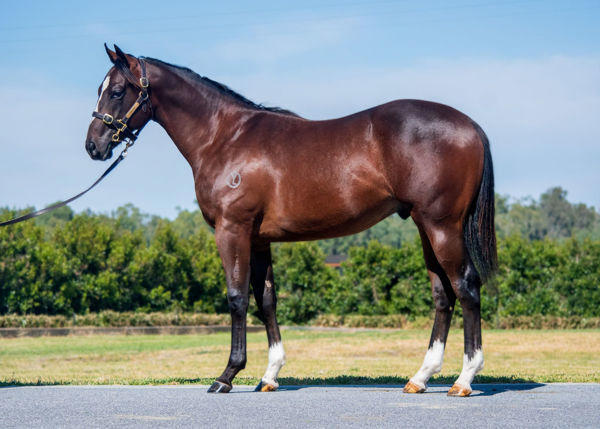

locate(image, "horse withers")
[[86, 45, 497, 397]]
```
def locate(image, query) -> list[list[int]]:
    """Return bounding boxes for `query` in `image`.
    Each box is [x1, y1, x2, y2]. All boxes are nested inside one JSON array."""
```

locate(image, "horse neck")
[[147, 61, 244, 164]]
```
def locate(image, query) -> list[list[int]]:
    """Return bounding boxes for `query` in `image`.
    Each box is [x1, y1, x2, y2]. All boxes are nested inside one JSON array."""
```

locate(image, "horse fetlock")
[[455, 349, 484, 390], [228, 355, 247, 371], [261, 342, 285, 389], [410, 340, 445, 388]]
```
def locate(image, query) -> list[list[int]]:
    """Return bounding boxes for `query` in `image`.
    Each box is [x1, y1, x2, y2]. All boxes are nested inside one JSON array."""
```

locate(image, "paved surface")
[[0, 383, 598, 428]]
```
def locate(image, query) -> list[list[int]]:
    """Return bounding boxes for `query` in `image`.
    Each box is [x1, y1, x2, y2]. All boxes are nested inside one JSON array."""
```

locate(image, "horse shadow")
[[275, 375, 545, 397], [0, 375, 545, 397]]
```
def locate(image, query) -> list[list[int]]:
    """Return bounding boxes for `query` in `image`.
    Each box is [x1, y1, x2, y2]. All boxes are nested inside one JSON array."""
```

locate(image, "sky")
[[0, 0, 599, 219]]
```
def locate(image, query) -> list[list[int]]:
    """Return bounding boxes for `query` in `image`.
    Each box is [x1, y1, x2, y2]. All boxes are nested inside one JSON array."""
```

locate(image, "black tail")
[[464, 121, 498, 283]]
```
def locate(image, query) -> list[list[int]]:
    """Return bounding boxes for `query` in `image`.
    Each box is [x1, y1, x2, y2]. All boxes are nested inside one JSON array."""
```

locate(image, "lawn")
[[0, 329, 598, 386]]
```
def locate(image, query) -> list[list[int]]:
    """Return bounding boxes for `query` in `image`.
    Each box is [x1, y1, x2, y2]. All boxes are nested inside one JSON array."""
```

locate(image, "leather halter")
[[91, 57, 152, 144]]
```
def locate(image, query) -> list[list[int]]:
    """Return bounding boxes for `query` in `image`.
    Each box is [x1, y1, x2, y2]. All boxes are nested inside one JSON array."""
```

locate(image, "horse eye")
[[111, 90, 124, 99]]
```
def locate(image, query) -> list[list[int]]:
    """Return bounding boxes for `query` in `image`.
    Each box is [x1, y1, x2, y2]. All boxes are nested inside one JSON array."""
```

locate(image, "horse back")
[[209, 99, 484, 241]]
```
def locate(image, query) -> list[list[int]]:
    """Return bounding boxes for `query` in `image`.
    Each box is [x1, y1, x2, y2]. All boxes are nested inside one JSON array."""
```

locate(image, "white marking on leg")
[[409, 340, 445, 389], [90, 75, 111, 125], [455, 349, 484, 390], [261, 342, 285, 388]]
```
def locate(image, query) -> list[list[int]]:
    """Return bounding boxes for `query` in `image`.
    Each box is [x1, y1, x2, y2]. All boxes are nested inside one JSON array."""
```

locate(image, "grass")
[[0, 329, 598, 386]]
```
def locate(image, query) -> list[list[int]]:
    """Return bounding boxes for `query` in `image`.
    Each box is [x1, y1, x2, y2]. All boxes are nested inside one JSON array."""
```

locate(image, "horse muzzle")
[[86, 138, 114, 161]]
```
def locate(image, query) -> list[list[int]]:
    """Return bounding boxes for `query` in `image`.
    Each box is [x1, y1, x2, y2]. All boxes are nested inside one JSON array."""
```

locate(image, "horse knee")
[[431, 280, 455, 312], [227, 291, 249, 317], [433, 291, 454, 312]]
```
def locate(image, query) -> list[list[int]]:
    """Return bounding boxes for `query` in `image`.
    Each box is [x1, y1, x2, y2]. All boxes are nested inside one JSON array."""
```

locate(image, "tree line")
[[0, 187, 598, 324]]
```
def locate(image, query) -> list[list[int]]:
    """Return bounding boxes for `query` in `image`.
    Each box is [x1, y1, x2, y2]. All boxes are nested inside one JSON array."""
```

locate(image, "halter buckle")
[[140, 77, 149, 88], [102, 114, 114, 125]]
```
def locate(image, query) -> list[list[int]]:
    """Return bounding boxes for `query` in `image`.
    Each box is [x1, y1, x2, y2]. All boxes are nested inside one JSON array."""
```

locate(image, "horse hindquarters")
[[404, 122, 496, 397]]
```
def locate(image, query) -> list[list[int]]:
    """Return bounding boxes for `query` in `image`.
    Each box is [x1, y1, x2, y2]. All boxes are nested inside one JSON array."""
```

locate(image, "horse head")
[[85, 44, 152, 160]]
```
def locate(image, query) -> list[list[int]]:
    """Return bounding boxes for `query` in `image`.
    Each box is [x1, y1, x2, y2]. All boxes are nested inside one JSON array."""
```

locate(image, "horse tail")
[[464, 121, 498, 284]]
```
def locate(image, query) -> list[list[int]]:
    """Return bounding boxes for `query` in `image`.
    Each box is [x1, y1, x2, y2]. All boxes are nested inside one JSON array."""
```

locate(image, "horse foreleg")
[[250, 246, 285, 392], [208, 222, 252, 393], [404, 228, 456, 394]]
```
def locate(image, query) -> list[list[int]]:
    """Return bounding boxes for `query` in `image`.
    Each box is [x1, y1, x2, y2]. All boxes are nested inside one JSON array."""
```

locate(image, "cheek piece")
[[91, 57, 152, 145]]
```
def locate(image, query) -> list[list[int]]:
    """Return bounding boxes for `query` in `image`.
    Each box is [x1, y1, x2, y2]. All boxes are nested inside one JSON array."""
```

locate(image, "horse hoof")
[[255, 381, 278, 392], [447, 383, 472, 397], [403, 380, 425, 394], [207, 380, 232, 393]]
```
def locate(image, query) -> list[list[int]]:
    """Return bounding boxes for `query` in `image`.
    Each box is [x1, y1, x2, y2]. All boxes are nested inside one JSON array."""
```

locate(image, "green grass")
[[0, 329, 598, 386]]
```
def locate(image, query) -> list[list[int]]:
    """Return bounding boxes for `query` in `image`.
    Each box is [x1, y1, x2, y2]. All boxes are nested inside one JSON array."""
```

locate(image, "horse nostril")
[[86, 139, 97, 153]]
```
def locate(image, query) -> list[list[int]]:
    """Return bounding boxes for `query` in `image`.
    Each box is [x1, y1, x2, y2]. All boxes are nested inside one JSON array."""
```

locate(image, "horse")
[[86, 45, 497, 397]]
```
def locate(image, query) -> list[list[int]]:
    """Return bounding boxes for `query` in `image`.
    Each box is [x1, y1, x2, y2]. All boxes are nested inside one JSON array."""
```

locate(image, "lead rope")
[[0, 140, 136, 227], [1, 57, 151, 227]]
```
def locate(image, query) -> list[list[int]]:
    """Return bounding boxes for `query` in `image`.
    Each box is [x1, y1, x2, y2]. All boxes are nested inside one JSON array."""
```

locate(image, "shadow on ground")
[[0, 374, 545, 396], [275, 375, 545, 396]]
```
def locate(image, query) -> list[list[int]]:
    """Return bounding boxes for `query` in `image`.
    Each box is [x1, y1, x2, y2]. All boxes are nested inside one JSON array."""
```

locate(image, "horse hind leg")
[[250, 246, 285, 392], [423, 220, 484, 397], [404, 226, 456, 394]]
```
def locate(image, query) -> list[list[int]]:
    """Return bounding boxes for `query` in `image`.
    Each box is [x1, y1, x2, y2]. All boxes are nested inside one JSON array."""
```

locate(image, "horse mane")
[[143, 57, 299, 117]]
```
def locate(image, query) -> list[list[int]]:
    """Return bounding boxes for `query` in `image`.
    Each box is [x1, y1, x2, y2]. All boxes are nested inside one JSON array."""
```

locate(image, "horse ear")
[[105, 43, 118, 64], [114, 45, 127, 62], [113, 44, 137, 70]]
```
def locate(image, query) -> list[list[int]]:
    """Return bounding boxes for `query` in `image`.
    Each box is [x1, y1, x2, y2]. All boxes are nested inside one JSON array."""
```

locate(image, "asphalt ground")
[[0, 383, 598, 428]]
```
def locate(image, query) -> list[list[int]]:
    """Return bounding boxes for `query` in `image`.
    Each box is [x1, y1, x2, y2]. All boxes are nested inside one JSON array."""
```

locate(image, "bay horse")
[[86, 45, 497, 396]]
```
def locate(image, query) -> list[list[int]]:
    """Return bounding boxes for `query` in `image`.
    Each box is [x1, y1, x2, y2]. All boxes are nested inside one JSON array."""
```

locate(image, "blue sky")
[[1, 0, 599, 218]]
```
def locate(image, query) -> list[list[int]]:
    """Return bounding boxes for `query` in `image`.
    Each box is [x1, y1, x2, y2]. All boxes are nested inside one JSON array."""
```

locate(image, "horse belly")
[[259, 184, 401, 242]]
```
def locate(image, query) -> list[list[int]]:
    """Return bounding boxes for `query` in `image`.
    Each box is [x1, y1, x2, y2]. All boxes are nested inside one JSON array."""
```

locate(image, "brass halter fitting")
[[102, 114, 114, 125], [111, 119, 128, 142]]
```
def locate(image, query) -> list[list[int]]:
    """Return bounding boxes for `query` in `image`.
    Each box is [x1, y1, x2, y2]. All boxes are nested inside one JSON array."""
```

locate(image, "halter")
[[91, 57, 152, 145]]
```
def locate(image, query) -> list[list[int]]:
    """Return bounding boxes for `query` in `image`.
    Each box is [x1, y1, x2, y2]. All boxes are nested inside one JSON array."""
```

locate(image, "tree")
[[272, 242, 340, 324], [540, 187, 575, 239], [331, 239, 431, 318]]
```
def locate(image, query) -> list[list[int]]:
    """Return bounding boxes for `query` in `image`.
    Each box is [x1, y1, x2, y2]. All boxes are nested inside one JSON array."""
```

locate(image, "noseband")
[[91, 58, 152, 145]]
